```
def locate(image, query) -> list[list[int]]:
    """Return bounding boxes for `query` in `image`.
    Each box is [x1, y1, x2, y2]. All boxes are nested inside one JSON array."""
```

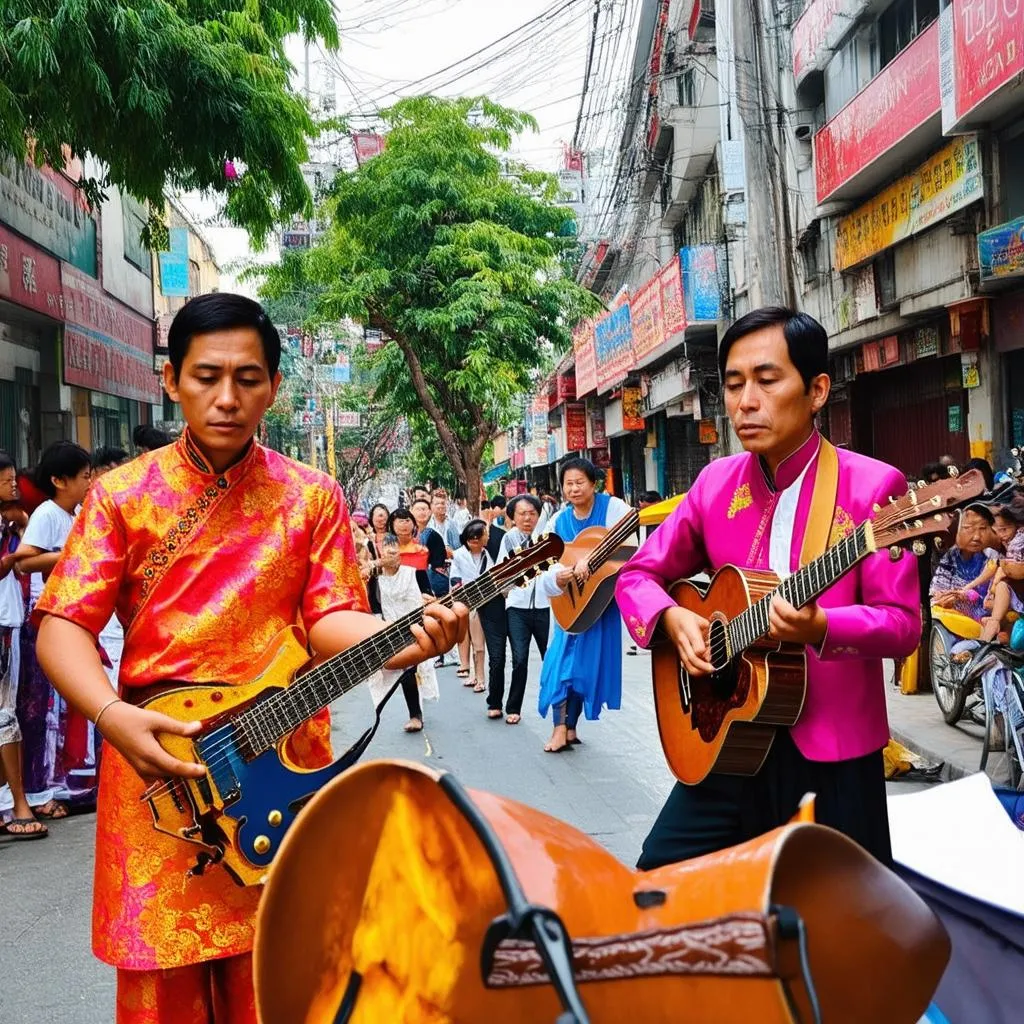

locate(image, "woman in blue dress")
[[537, 457, 632, 752]]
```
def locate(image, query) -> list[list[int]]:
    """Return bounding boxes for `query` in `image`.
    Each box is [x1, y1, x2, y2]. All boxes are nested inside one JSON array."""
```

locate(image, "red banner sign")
[[630, 275, 666, 361], [352, 132, 385, 165], [574, 320, 598, 397], [659, 254, 686, 337], [0, 223, 63, 319], [814, 21, 941, 203], [950, 0, 1024, 124], [565, 402, 588, 451], [792, 0, 859, 84], [622, 386, 645, 431], [62, 265, 162, 403], [556, 373, 577, 403]]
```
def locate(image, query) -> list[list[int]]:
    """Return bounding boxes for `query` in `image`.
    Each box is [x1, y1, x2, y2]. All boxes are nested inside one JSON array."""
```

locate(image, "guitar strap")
[[799, 439, 840, 566]]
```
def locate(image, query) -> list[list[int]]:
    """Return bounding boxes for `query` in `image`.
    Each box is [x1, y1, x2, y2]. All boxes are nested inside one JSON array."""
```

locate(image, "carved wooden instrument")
[[549, 508, 640, 633], [651, 471, 986, 784], [139, 535, 564, 885], [254, 759, 949, 1024]]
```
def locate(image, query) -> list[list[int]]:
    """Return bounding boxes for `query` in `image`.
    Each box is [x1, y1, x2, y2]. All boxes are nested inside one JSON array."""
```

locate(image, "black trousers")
[[478, 598, 507, 710], [499, 607, 550, 715], [399, 668, 421, 720], [637, 730, 892, 870]]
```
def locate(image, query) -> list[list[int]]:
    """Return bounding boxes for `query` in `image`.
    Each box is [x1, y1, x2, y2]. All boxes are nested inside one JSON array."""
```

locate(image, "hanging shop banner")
[[659, 254, 687, 336], [630, 275, 666, 361], [0, 223, 64, 319], [792, 0, 862, 85], [528, 397, 549, 466], [588, 401, 607, 448], [835, 136, 984, 271], [565, 402, 588, 451], [61, 264, 163, 403], [978, 216, 1024, 284], [572, 319, 599, 397], [681, 246, 721, 323], [622, 387, 645, 431], [594, 302, 634, 393], [352, 132, 385, 165]]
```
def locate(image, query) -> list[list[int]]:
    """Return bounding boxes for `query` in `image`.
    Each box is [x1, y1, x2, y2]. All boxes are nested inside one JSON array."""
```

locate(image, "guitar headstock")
[[871, 468, 987, 558], [492, 534, 565, 589]]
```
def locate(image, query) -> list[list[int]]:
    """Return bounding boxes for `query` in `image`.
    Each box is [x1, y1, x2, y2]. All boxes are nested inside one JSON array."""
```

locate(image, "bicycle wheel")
[[930, 623, 968, 724]]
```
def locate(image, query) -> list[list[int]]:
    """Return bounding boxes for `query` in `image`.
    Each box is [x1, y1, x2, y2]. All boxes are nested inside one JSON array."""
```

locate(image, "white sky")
[[187, 0, 640, 291]]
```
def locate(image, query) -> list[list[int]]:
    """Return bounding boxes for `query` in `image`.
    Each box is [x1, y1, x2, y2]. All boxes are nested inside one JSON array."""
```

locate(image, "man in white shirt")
[[428, 489, 461, 553], [494, 495, 550, 724]]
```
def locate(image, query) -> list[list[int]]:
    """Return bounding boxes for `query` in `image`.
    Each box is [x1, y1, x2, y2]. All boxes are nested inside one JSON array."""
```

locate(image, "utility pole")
[[731, 0, 797, 309]]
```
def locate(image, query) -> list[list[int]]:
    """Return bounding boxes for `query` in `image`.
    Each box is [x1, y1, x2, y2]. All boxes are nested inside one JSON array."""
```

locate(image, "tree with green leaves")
[[0, 1, 339, 244], [260, 96, 599, 510]]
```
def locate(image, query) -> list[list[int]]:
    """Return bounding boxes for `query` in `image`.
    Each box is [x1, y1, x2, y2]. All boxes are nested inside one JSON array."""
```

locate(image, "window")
[[799, 225, 821, 285], [878, 0, 939, 69], [824, 37, 859, 120], [1000, 123, 1024, 222], [676, 68, 697, 108], [875, 250, 897, 309]]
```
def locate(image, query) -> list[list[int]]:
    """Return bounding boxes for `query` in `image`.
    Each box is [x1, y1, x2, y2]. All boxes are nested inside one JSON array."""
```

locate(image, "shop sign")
[[941, 0, 1024, 131], [792, 0, 862, 84], [659, 254, 687, 336], [681, 246, 721, 322], [948, 403, 962, 432], [813, 21, 940, 204], [528, 397, 549, 466], [647, 360, 692, 410], [587, 402, 607, 448], [0, 156, 97, 276], [835, 136, 983, 271], [630, 274, 666, 361], [622, 387, 645, 431], [556, 372, 576, 403], [594, 302, 634, 393], [914, 326, 941, 359], [61, 265, 162, 403], [352, 132, 386, 165], [978, 216, 1024, 283], [334, 410, 361, 428], [572, 318, 598, 396], [157, 227, 191, 298], [961, 352, 981, 389], [0, 223, 64, 319], [565, 402, 588, 451], [699, 418, 719, 445]]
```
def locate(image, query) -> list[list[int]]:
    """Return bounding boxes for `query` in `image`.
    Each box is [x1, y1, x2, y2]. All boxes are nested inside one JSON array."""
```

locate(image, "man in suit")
[[616, 307, 920, 868]]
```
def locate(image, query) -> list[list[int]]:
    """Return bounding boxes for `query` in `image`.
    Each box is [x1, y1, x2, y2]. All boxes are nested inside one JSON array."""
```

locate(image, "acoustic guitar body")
[[549, 525, 637, 634], [651, 565, 807, 785], [255, 759, 949, 1024]]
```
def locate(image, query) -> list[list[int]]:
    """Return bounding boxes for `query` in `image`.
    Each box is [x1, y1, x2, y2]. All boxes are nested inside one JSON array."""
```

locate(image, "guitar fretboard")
[[585, 507, 640, 571], [726, 522, 871, 656]]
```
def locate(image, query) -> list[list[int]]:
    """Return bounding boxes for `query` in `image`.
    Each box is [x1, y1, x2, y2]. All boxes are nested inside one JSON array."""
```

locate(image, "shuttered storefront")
[[664, 415, 710, 497], [852, 355, 968, 477]]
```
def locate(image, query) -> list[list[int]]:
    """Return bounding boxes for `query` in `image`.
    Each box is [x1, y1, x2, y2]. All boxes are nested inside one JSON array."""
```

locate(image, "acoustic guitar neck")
[[584, 507, 640, 571], [727, 521, 875, 657]]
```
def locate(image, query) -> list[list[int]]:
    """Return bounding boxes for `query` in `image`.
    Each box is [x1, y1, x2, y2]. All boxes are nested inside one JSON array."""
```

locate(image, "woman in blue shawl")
[[537, 457, 632, 752]]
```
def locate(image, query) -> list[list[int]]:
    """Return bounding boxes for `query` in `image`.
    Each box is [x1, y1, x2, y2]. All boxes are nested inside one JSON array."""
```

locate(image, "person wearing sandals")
[[493, 495, 549, 725], [450, 520, 494, 693], [0, 452, 47, 840], [374, 534, 439, 733]]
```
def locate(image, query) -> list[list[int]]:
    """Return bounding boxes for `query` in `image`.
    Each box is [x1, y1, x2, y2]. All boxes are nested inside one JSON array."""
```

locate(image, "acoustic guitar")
[[651, 471, 986, 785], [549, 508, 640, 633], [254, 759, 949, 1024], [138, 535, 564, 886]]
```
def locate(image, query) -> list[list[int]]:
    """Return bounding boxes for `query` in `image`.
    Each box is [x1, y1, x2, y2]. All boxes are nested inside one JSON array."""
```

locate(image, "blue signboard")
[[681, 246, 721, 322], [593, 302, 633, 391], [978, 216, 1024, 284], [158, 252, 190, 297]]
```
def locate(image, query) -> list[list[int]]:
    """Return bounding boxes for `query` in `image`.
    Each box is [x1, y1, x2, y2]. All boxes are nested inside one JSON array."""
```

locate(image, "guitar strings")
[[142, 548, 553, 802]]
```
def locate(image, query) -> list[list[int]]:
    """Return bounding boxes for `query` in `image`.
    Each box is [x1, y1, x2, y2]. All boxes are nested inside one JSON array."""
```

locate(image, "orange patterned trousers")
[[116, 953, 256, 1024]]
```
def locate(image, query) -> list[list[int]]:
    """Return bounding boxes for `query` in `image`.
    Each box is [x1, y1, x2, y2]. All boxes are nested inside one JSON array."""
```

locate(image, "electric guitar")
[[140, 534, 564, 886], [549, 508, 640, 633], [651, 471, 986, 784]]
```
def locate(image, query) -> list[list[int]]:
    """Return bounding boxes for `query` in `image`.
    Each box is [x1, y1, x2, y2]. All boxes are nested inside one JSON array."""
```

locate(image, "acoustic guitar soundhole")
[[684, 620, 749, 743]]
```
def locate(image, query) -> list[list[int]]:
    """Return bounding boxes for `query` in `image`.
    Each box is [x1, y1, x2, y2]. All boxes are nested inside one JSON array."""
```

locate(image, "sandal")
[[487, 709, 503, 719], [543, 741, 574, 753], [2, 817, 48, 840], [34, 800, 68, 820], [403, 718, 423, 733], [472, 680, 486, 693], [456, 668, 470, 678], [505, 714, 521, 725]]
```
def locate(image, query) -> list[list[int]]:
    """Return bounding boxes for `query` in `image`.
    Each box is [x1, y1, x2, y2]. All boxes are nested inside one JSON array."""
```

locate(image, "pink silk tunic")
[[615, 432, 921, 762], [34, 431, 368, 970]]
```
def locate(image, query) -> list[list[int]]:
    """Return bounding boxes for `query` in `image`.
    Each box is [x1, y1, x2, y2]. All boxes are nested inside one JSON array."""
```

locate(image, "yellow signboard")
[[835, 135, 982, 272]]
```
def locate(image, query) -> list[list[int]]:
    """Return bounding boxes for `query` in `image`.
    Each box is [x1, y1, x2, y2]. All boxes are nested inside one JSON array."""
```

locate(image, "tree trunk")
[[463, 429, 491, 515]]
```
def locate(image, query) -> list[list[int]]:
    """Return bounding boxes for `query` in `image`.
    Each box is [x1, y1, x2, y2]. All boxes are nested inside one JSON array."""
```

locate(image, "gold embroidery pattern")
[[828, 505, 855, 546], [727, 484, 752, 520]]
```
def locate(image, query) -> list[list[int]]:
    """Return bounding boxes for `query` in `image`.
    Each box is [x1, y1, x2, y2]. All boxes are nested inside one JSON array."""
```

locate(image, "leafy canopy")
[[0, 1, 339, 244], [261, 95, 598, 489]]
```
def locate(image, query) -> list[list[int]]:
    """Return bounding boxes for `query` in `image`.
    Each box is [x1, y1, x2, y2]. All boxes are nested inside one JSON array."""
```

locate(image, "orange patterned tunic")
[[34, 431, 368, 970]]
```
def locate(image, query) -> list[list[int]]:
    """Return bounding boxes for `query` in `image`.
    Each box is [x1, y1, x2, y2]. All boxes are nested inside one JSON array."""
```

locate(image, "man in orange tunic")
[[34, 293, 466, 1023]]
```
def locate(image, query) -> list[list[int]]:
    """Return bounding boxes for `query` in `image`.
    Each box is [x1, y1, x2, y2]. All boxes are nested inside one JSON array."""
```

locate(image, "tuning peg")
[[934, 537, 945, 551], [872, 502, 881, 513], [917, 479, 926, 488], [889, 546, 903, 561], [948, 466, 959, 477], [912, 540, 927, 556]]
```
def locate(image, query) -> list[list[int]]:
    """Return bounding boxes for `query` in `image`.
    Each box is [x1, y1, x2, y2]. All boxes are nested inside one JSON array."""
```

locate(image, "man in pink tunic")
[[615, 307, 920, 868]]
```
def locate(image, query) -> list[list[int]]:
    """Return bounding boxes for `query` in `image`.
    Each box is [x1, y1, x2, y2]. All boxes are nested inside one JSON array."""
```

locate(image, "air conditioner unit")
[[791, 112, 816, 142]]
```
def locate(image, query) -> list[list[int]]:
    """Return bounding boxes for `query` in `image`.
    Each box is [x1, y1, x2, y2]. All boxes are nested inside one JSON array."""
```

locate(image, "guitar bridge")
[[678, 665, 692, 713]]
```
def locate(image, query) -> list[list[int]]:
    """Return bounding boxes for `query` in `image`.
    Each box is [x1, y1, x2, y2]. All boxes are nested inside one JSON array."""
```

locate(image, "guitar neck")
[[237, 570, 502, 751], [585, 507, 640, 571], [727, 521, 874, 656]]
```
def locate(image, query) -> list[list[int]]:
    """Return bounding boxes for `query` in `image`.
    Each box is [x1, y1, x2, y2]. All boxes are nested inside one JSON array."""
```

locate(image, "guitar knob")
[[934, 537, 945, 550], [253, 835, 272, 855], [888, 546, 903, 561], [912, 540, 927, 556], [917, 479, 926, 488]]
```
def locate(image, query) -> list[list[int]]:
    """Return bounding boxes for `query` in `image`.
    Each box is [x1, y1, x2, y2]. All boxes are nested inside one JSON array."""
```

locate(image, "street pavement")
[[0, 646, 934, 1024]]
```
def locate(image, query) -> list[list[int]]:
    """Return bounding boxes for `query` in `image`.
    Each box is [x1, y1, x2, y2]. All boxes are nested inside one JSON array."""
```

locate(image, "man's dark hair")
[[93, 446, 129, 470], [718, 307, 828, 391], [133, 425, 172, 451], [963, 503, 995, 526], [460, 518, 487, 546], [507, 494, 542, 518], [166, 292, 281, 379], [640, 490, 663, 504], [962, 457, 995, 492], [489, 495, 507, 510], [34, 441, 91, 498], [387, 507, 416, 532], [0, 450, 15, 474]]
